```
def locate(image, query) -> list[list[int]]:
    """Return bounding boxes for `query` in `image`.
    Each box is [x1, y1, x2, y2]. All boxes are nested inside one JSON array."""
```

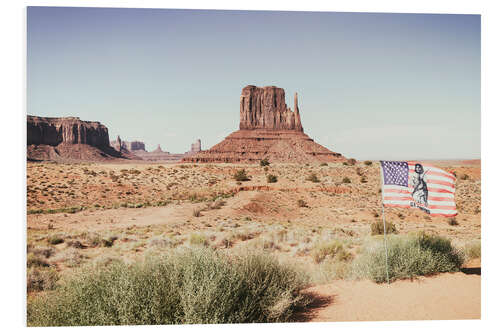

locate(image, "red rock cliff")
[[239, 85, 303, 132], [27, 116, 110, 147]]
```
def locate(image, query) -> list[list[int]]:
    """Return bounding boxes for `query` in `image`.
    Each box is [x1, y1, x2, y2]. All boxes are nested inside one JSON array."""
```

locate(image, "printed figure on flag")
[[380, 161, 457, 217], [411, 163, 428, 206]]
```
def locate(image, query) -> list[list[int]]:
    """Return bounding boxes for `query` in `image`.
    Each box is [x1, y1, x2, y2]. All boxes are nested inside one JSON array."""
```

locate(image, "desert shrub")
[[297, 199, 308, 208], [267, 174, 278, 183], [233, 169, 250, 182], [363, 160, 373, 166], [189, 233, 208, 247], [27, 267, 59, 292], [27, 253, 50, 268], [260, 158, 270, 167], [345, 158, 356, 166], [312, 240, 351, 264], [370, 220, 397, 235], [205, 200, 226, 210], [27, 248, 309, 326], [49, 248, 86, 267], [351, 233, 464, 283], [448, 217, 459, 226], [460, 173, 470, 180], [306, 173, 320, 183], [312, 259, 351, 283], [28, 245, 55, 259], [66, 240, 85, 249], [192, 208, 203, 217], [342, 177, 351, 184], [47, 235, 65, 245], [86, 234, 118, 248], [319, 163, 328, 167], [360, 176, 368, 183], [464, 240, 481, 260]]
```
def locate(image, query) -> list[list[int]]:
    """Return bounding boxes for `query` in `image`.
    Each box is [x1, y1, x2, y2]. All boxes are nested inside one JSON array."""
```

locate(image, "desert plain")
[[26, 158, 481, 322]]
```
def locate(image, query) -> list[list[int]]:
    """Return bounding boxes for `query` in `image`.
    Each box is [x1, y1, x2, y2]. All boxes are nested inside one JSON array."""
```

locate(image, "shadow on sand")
[[461, 267, 481, 275], [292, 292, 335, 322]]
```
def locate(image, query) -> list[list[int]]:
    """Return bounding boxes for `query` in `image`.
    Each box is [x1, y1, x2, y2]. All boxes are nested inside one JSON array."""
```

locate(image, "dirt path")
[[300, 272, 480, 322]]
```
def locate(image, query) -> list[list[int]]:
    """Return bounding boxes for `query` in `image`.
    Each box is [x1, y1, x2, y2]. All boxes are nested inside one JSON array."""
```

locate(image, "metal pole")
[[380, 162, 390, 284]]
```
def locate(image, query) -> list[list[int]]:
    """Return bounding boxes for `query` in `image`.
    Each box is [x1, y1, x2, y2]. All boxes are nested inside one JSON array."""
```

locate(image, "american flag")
[[380, 161, 457, 217]]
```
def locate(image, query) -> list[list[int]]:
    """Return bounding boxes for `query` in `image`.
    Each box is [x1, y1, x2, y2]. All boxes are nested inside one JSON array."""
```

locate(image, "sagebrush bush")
[[189, 233, 208, 247], [267, 174, 278, 183], [27, 267, 59, 292], [351, 233, 464, 283], [233, 169, 250, 181], [306, 173, 320, 183], [312, 240, 351, 264], [342, 177, 351, 184], [370, 220, 397, 235], [260, 158, 270, 167], [464, 240, 481, 260], [27, 248, 309, 326], [297, 199, 308, 208]]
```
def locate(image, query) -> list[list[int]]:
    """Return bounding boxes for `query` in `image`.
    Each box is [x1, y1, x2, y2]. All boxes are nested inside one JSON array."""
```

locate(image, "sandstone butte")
[[27, 115, 136, 162], [183, 85, 346, 164]]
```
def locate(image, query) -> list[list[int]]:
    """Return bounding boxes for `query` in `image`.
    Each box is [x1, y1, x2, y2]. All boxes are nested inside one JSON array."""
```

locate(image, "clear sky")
[[27, 7, 480, 160]]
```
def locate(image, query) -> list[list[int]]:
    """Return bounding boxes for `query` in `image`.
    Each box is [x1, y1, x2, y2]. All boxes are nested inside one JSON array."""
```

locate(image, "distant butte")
[[183, 85, 346, 164], [27, 116, 136, 162]]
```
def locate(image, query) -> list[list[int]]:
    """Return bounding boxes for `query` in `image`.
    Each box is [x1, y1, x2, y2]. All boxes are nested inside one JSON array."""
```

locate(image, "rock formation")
[[28, 116, 110, 147], [110, 137, 202, 161], [190, 139, 202, 154], [239, 86, 303, 131], [183, 85, 346, 164], [27, 116, 129, 161]]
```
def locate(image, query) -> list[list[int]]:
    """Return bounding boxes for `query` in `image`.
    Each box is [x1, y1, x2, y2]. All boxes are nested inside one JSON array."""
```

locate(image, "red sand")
[[302, 272, 480, 322]]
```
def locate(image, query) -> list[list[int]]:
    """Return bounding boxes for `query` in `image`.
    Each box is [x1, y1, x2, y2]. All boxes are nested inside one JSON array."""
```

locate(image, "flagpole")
[[379, 162, 390, 284]]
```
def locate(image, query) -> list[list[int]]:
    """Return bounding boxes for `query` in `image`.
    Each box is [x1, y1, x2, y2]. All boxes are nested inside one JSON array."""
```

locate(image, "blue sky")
[[27, 7, 480, 159]]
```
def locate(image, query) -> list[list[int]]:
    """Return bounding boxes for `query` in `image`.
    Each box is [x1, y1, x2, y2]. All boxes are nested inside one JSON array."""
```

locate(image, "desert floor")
[[26, 160, 481, 321]]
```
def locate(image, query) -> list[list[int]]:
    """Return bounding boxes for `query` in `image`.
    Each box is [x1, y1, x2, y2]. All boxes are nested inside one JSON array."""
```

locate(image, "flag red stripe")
[[384, 189, 411, 194], [383, 203, 412, 208], [384, 196, 412, 201], [406, 185, 454, 194], [409, 169, 456, 181], [425, 179, 455, 188], [430, 213, 458, 217], [428, 196, 455, 202], [383, 196, 455, 202], [427, 204, 456, 210]]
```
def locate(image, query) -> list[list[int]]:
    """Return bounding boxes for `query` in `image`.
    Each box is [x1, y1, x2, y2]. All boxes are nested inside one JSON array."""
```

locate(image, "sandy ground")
[[300, 271, 480, 322], [26, 160, 481, 323]]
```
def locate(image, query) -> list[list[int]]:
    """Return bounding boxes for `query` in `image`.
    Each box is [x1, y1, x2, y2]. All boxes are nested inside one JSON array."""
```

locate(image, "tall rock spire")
[[239, 85, 303, 131], [294, 92, 303, 132]]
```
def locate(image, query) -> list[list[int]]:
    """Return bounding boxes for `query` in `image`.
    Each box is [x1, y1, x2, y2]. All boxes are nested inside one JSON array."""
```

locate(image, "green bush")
[[297, 199, 308, 208], [351, 233, 464, 283], [363, 161, 373, 166], [342, 177, 351, 184], [27, 248, 309, 326], [233, 169, 250, 182], [189, 233, 208, 246], [27, 267, 59, 292], [267, 174, 278, 183], [370, 220, 397, 235], [47, 235, 65, 245], [306, 173, 320, 183], [312, 240, 351, 263], [260, 158, 270, 167], [464, 240, 481, 260]]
